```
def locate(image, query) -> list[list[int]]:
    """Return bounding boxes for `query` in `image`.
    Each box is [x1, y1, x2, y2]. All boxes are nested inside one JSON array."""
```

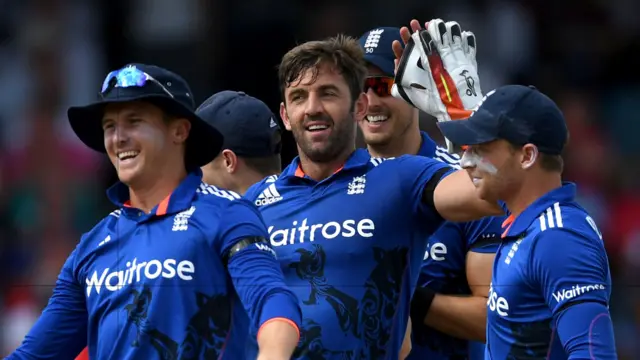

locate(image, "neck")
[[505, 172, 562, 218], [234, 170, 269, 196], [298, 146, 354, 181], [129, 166, 187, 213], [367, 115, 422, 158]]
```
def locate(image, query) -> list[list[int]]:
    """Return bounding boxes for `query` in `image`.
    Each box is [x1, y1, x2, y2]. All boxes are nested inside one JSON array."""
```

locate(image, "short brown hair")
[[242, 155, 282, 177], [539, 153, 564, 172], [278, 34, 367, 103]]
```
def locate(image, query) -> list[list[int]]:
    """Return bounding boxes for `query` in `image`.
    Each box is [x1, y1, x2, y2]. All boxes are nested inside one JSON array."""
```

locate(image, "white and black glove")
[[392, 19, 483, 152]]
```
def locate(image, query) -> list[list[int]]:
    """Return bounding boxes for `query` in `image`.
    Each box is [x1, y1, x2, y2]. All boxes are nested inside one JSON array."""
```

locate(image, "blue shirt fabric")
[[486, 183, 616, 359], [8, 170, 301, 360], [407, 132, 504, 360], [245, 148, 454, 359]]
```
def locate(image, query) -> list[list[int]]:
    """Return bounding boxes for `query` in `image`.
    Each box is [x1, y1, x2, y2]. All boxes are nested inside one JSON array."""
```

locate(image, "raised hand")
[[391, 19, 483, 152]]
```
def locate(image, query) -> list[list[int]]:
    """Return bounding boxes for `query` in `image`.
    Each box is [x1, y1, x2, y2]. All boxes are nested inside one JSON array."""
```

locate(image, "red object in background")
[[75, 347, 88, 360], [607, 192, 640, 256]]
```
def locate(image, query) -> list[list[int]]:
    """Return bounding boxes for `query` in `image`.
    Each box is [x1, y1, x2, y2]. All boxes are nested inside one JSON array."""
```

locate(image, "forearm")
[[412, 288, 487, 341], [228, 243, 302, 325], [257, 318, 300, 360]]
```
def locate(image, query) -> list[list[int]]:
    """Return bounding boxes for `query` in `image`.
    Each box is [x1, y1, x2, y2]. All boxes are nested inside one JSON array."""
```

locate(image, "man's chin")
[[476, 186, 499, 204], [362, 132, 393, 147], [117, 167, 144, 187], [300, 144, 342, 163]]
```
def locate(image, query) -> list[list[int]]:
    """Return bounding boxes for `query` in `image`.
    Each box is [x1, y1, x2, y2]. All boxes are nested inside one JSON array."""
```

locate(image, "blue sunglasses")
[[100, 65, 174, 98]]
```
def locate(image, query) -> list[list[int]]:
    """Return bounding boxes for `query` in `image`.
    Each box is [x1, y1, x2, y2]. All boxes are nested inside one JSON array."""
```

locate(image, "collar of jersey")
[[280, 148, 371, 181], [107, 169, 203, 218], [416, 131, 438, 157], [503, 182, 577, 238]]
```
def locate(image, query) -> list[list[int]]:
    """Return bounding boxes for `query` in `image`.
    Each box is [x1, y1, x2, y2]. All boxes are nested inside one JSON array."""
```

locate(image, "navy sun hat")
[[438, 85, 568, 155], [67, 63, 224, 168], [358, 27, 403, 77], [196, 91, 281, 158]]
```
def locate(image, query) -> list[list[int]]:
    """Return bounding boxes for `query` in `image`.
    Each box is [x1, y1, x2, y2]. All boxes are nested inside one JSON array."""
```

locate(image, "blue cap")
[[438, 85, 568, 155], [67, 63, 223, 168], [358, 27, 402, 77], [196, 91, 281, 158]]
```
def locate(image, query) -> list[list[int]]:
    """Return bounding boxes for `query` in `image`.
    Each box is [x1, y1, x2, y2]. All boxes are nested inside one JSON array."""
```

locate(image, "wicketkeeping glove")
[[392, 19, 484, 152]]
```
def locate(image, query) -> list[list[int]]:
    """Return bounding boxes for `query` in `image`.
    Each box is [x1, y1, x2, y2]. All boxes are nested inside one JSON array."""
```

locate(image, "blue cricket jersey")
[[245, 148, 454, 359], [487, 183, 617, 359], [8, 170, 301, 360], [408, 132, 503, 360]]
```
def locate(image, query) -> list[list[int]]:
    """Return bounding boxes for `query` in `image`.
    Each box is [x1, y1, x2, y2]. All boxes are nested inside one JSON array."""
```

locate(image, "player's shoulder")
[[194, 182, 242, 205], [369, 153, 443, 169], [533, 201, 603, 242], [73, 208, 123, 255], [433, 145, 461, 169], [462, 215, 505, 250], [245, 174, 280, 202]]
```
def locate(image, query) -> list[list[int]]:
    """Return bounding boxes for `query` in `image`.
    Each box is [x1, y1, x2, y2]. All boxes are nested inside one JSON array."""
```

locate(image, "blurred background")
[[0, 0, 638, 357]]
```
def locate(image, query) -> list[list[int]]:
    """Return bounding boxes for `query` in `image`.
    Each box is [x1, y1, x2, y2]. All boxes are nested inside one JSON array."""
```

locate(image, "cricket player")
[[197, 90, 282, 195], [358, 25, 504, 360], [7, 64, 301, 360], [393, 20, 617, 359], [196, 89, 413, 360], [243, 35, 503, 359]]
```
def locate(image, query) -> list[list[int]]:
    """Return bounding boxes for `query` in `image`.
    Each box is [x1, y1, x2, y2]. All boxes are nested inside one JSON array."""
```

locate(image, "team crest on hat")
[[363, 29, 384, 53]]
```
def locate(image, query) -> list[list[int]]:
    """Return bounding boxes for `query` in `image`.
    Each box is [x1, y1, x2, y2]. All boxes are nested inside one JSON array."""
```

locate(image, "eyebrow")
[[287, 88, 307, 99], [317, 84, 341, 93], [101, 111, 140, 125]]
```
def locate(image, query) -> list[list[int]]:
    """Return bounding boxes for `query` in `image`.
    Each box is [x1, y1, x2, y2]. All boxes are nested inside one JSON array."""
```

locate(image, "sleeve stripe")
[[434, 147, 462, 169], [434, 147, 461, 165], [197, 183, 241, 200]]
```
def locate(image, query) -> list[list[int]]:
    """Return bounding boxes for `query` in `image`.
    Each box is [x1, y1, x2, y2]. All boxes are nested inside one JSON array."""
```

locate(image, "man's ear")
[[279, 102, 292, 131], [521, 143, 539, 170], [353, 92, 368, 122], [221, 149, 238, 173], [172, 118, 191, 144]]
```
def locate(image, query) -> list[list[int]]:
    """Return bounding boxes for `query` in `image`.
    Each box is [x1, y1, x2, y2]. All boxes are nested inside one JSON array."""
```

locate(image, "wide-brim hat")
[[68, 63, 223, 169]]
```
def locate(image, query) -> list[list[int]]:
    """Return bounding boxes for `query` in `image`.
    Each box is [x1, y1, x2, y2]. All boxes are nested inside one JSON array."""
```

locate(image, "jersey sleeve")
[[464, 216, 503, 254], [392, 154, 456, 220], [528, 228, 616, 357], [529, 228, 610, 314], [7, 246, 88, 360], [217, 199, 302, 332]]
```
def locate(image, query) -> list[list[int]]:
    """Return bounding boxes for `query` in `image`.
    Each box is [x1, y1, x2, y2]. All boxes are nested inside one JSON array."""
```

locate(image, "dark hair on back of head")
[[278, 34, 367, 103]]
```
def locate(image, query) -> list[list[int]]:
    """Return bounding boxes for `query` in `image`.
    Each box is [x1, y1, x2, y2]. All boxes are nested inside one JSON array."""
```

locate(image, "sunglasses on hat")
[[100, 65, 174, 99], [364, 76, 394, 97]]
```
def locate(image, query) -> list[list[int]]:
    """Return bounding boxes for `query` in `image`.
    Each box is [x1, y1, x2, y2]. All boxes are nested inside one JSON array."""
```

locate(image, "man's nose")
[[460, 149, 477, 170], [304, 93, 324, 117], [366, 88, 382, 108]]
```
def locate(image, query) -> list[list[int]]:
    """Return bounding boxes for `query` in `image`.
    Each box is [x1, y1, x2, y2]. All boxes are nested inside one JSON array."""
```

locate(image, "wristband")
[[411, 287, 436, 325]]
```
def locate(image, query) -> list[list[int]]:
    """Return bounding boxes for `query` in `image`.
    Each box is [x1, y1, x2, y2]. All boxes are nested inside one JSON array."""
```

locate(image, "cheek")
[[136, 126, 166, 153], [461, 152, 499, 175], [285, 106, 304, 128]]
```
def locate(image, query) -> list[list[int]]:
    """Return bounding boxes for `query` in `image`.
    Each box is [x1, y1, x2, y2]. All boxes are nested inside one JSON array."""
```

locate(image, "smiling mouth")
[[366, 115, 389, 123], [305, 123, 331, 132], [117, 150, 139, 161]]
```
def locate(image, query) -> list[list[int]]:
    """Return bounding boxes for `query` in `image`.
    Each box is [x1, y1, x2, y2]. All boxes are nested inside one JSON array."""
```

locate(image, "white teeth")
[[308, 125, 329, 131], [367, 115, 388, 123], [118, 151, 139, 160]]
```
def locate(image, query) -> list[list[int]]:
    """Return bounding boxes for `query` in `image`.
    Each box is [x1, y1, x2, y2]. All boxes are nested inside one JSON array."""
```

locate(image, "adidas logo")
[[255, 184, 283, 206]]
